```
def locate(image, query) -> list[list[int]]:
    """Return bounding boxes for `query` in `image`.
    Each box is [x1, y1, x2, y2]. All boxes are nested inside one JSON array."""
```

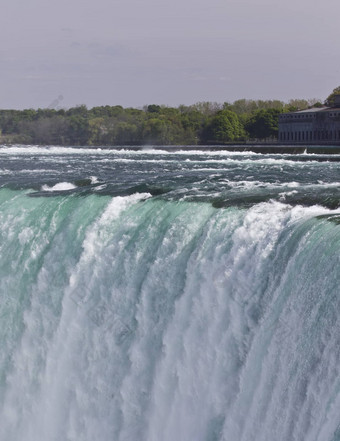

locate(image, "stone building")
[[278, 95, 340, 144]]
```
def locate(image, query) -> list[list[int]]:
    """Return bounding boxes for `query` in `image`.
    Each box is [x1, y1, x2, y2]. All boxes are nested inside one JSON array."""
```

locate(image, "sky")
[[0, 0, 340, 109]]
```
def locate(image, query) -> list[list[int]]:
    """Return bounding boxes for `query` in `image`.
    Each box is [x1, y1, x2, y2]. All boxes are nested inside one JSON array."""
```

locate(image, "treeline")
[[0, 98, 321, 146]]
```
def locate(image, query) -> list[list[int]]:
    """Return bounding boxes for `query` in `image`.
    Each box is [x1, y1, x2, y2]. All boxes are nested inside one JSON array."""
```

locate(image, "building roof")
[[293, 107, 330, 113], [280, 106, 340, 117]]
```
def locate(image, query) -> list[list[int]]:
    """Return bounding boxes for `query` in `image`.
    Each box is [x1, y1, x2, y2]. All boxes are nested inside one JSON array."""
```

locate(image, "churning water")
[[0, 146, 339, 441]]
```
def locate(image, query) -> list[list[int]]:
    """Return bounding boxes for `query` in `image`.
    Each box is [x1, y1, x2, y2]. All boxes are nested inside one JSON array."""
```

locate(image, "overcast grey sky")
[[0, 0, 339, 109]]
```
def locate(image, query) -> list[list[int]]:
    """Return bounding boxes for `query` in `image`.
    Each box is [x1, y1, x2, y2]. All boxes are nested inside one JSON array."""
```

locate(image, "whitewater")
[[0, 146, 339, 441]]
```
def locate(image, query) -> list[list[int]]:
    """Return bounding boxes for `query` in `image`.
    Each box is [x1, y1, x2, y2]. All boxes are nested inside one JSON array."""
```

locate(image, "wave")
[[1, 144, 340, 160], [41, 182, 77, 192]]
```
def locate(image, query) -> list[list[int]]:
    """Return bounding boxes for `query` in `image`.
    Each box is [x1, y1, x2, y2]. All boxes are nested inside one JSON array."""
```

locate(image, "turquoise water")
[[0, 147, 339, 441]]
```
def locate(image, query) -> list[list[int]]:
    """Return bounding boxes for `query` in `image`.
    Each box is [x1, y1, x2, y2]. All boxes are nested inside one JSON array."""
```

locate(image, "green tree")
[[67, 115, 90, 145], [146, 104, 161, 113], [88, 117, 106, 145], [201, 109, 245, 143], [115, 122, 140, 145], [325, 86, 340, 106], [19, 116, 70, 144], [142, 118, 168, 144], [246, 109, 282, 139], [192, 101, 222, 116]]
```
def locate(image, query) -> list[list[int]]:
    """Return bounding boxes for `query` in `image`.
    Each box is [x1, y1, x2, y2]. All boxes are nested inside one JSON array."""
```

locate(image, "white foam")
[[0, 145, 335, 162], [41, 182, 77, 191]]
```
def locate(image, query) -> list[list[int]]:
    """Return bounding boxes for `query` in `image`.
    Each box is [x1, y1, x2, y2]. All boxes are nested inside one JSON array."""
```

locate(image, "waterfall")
[[0, 189, 339, 441]]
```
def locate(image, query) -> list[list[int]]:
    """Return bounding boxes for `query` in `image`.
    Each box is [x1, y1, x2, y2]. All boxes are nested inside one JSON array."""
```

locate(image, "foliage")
[[0, 91, 336, 145], [201, 110, 245, 143], [246, 109, 282, 140], [325, 86, 340, 106]]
